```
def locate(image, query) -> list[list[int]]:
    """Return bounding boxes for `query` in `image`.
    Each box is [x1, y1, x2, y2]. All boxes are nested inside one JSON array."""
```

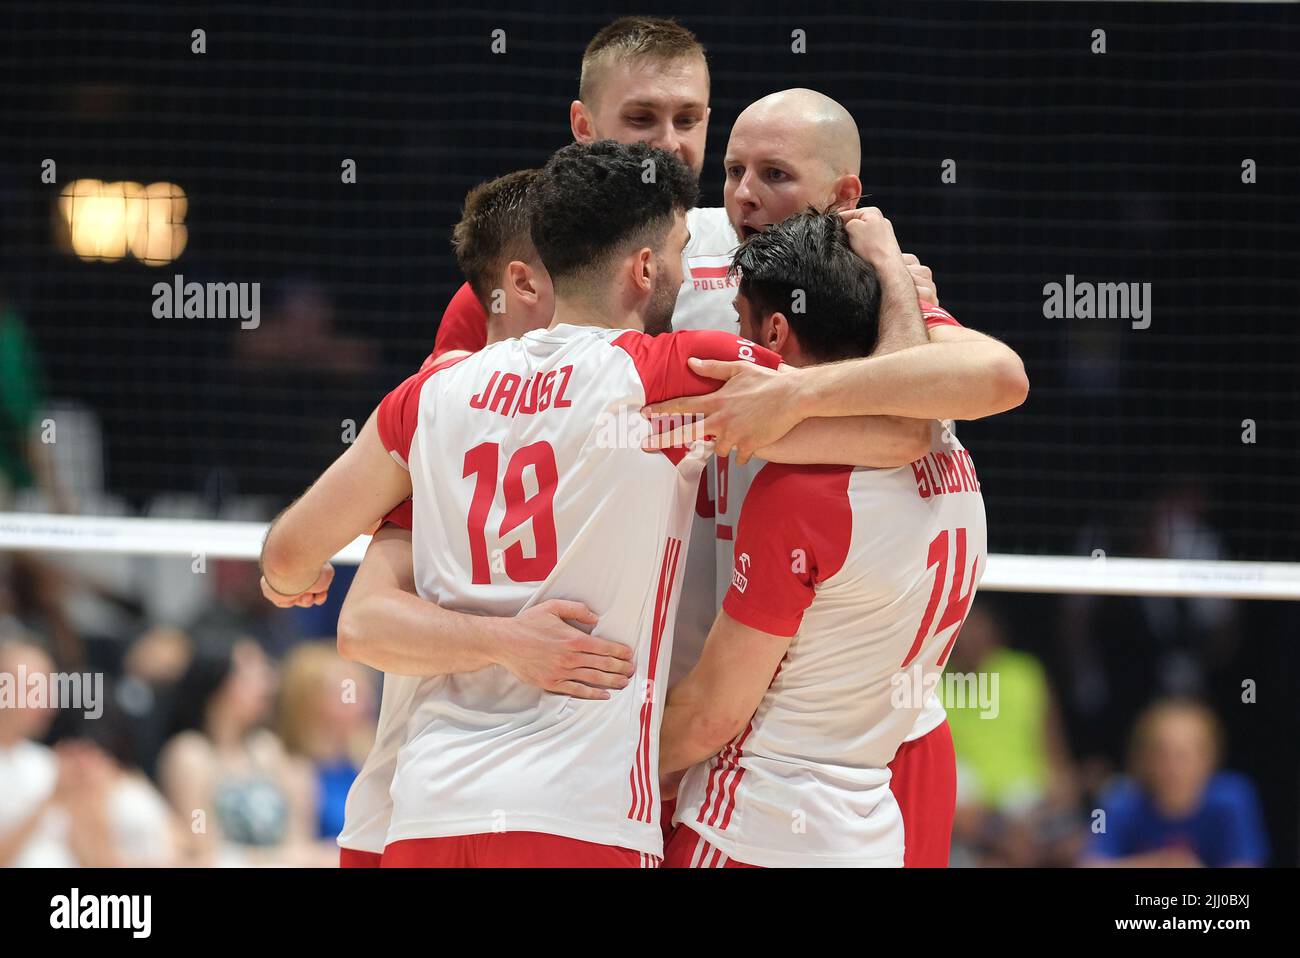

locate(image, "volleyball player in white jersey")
[[648, 88, 1026, 865], [275, 154, 1018, 872], [259, 141, 939, 866], [426, 20, 1018, 725], [264, 27, 1025, 865], [659, 210, 987, 867], [263, 154, 960, 869]]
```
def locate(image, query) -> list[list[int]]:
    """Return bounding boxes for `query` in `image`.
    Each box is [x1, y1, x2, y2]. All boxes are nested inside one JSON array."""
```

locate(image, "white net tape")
[[2, 512, 1298, 600]]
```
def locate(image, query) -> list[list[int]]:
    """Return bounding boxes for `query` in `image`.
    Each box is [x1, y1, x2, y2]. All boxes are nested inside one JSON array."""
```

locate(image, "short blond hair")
[[276, 640, 370, 764], [1128, 698, 1224, 784], [578, 16, 708, 105]]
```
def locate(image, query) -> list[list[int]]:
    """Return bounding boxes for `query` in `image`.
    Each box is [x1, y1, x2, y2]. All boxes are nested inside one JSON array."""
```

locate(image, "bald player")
[[647, 89, 1027, 867], [425, 23, 995, 728], [266, 38, 1027, 866], [659, 209, 988, 868]]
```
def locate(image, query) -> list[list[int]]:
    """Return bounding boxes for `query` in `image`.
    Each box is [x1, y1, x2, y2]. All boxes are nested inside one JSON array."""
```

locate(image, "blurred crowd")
[[0, 617, 373, 867], [942, 605, 1269, 867], [0, 561, 1274, 868]]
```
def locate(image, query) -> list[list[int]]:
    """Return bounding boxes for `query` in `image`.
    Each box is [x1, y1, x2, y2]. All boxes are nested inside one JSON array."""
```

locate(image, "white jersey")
[[336, 208, 739, 855], [676, 421, 987, 867], [708, 304, 966, 745], [669, 206, 741, 688], [373, 323, 781, 856], [336, 672, 419, 854], [673, 206, 741, 333]]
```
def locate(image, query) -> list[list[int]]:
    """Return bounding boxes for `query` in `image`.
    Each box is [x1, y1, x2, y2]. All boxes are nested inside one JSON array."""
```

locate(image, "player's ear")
[[571, 100, 596, 143], [767, 312, 791, 353], [632, 247, 655, 293], [829, 173, 863, 212], [507, 260, 538, 303]]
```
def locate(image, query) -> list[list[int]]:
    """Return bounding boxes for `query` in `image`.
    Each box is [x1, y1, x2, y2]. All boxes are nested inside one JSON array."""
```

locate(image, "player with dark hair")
[[645, 90, 1027, 867], [260, 141, 933, 867], [729, 207, 882, 362], [659, 210, 987, 868], [527, 140, 699, 335], [265, 22, 1028, 869]]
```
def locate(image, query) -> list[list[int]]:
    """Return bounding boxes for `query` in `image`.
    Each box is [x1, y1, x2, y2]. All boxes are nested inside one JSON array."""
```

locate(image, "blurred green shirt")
[[0, 307, 44, 491], [942, 647, 1050, 810]]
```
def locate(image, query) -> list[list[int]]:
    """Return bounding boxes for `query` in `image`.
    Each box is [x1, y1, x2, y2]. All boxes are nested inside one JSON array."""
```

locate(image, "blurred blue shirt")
[[1090, 771, 1268, 867], [316, 758, 360, 841]]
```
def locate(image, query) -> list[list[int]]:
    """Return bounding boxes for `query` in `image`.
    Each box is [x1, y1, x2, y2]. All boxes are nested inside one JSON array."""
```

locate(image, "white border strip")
[[981, 553, 1300, 601], [1, 513, 1298, 600], [0, 513, 369, 564]]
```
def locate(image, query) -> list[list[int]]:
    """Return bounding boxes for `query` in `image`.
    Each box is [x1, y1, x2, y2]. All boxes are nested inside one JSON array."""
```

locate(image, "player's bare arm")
[[643, 360, 930, 468], [658, 609, 792, 779], [260, 410, 412, 600], [643, 208, 936, 464], [756, 410, 930, 467], [642, 207, 1027, 459], [337, 526, 632, 700]]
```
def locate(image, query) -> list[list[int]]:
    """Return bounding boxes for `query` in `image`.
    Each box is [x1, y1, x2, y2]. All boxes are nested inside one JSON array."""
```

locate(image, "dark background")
[[1, 1, 1297, 861]]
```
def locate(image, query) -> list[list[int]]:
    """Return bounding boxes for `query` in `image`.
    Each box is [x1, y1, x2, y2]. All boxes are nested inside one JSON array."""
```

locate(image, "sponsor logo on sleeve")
[[732, 552, 751, 593]]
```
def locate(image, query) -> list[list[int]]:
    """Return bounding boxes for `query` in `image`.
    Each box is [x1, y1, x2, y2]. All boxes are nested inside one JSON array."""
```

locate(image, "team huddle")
[[258, 17, 1027, 868]]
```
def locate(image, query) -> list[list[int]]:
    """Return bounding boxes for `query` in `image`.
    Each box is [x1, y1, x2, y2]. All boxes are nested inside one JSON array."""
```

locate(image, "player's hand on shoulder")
[[498, 599, 634, 700], [260, 563, 335, 609], [642, 358, 803, 464]]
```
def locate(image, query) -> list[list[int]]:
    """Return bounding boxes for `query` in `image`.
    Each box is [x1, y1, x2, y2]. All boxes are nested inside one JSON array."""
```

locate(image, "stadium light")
[[57, 179, 188, 265]]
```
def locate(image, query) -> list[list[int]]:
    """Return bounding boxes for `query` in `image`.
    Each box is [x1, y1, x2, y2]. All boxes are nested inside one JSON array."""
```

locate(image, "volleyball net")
[[2, 511, 1299, 601]]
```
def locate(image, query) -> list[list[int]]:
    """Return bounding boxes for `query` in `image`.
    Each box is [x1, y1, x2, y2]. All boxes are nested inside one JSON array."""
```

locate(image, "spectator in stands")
[[231, 279, 376, 378], [276, 641, 374, 846], [1058, 480, 1241, 778], [0, 635, 176, 867], [0, 293, 83, 668], [0, 636, 78, 867], [111, 626, 194, 780], [190, 559, 307, 657], [943, 604, 1082, 866], [1084, 698, 1268, 867], [157, 635, 322, 866], [0, 291, 71, 513]]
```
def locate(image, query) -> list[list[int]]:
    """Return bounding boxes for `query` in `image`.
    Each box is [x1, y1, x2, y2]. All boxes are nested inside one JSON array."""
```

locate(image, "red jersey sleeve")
[[920, 300, 962, 329], [611, 329, 782, 405], [432, 282, 489, 359], [375, 353, 471, 467], [721, 463, 854, 637]]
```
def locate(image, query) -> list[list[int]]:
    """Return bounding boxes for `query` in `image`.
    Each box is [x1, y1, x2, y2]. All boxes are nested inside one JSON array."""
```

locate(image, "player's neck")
[[547, 296, 643, 334], [485, 310, 545, 346], [484, 313, 512, 347]]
